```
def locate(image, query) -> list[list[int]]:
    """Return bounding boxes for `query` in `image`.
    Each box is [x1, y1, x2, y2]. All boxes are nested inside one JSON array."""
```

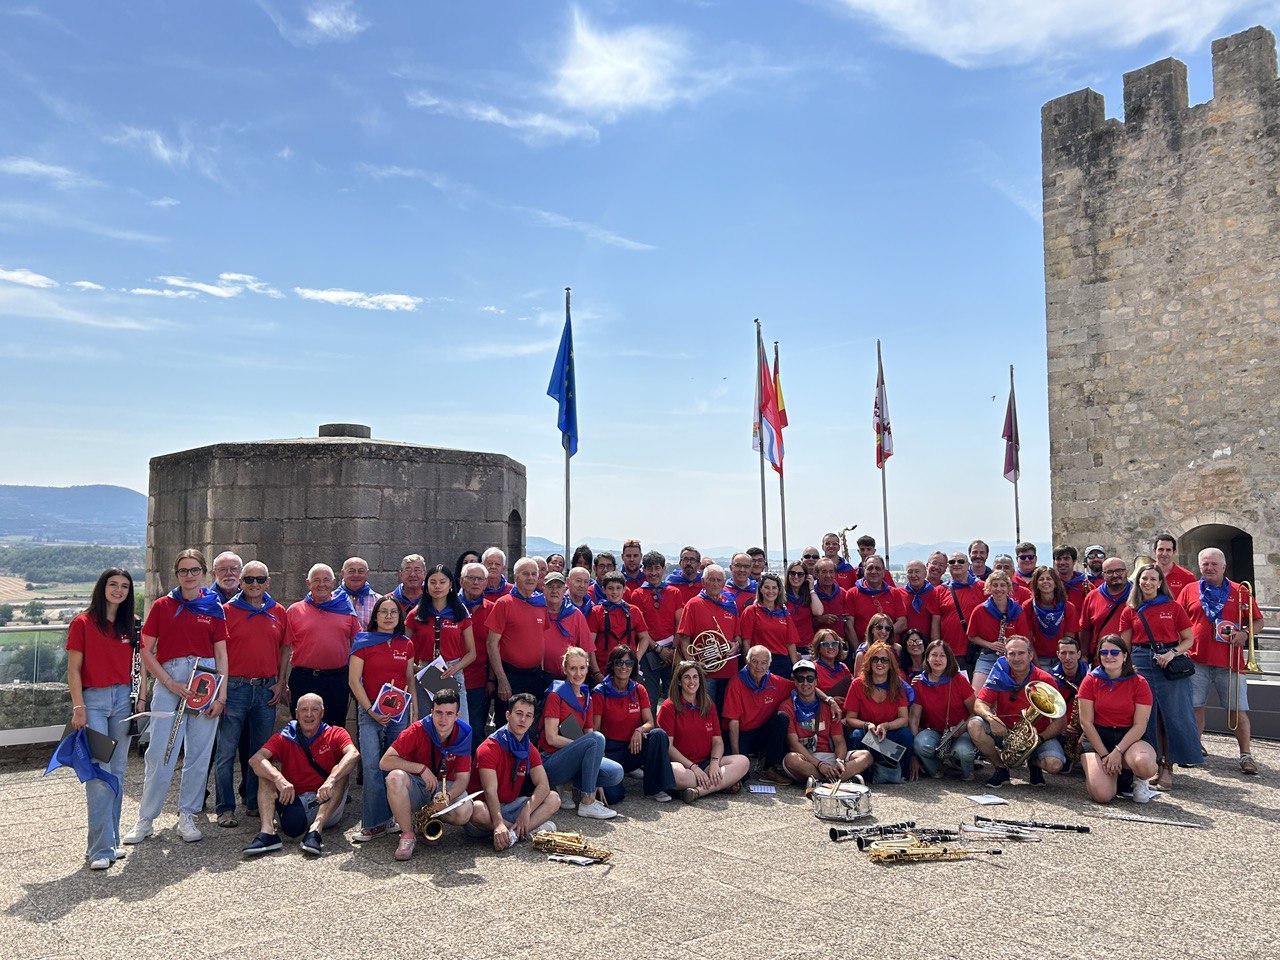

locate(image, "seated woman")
[[910, 640, 977, 780], [592, 644, 677, 803], [851, 613, 899, 675], [843, 641, 914, 784], [1078, 634, 1158, 804], [539, 647, 622, 820], [348, 596, 417, 842], [779, 659, 847, 786], [898, 629, 927, 680], [811, 629, 852, 698], [656, 660, 749, 803]]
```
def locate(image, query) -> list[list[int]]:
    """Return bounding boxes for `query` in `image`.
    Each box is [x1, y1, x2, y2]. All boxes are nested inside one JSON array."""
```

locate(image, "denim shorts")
[[1191, 664, 1249, 711]]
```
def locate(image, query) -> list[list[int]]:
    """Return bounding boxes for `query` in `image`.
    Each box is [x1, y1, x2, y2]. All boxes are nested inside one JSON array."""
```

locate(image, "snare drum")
[[809, 776, 872, 822]]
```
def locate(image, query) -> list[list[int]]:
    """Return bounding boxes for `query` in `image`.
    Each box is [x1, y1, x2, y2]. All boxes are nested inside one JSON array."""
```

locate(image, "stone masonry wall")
[[1042, 25, 1280, 601], [147, 436, 526, 606]]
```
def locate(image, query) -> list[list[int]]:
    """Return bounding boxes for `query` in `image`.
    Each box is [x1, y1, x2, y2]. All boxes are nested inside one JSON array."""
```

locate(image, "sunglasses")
[[794, 675, 817, 683], [241, 575, 268, 585], [803, 554, 819, 560], [869, 656, 890, 664], [788, 571, 805, 577], [948, 559, 967, 565], [614, 660, 636, 667], [818, 640, 840, 647], [1017, 554, 1036, 561], [873, 624, 891, 631], [176, 567, 203, 577], [1098, 648, 1123, 657]]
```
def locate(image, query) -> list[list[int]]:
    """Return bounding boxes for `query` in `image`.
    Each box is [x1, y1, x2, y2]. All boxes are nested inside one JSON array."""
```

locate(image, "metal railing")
[[0, 624, 73, 746]]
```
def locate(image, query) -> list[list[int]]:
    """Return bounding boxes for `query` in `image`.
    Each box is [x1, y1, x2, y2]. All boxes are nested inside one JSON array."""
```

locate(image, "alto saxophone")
[[530, 829, 612, 863], [1060, 677, 1083, 764], [864, 834, 1001, 863], [413, 790, 451, 844]]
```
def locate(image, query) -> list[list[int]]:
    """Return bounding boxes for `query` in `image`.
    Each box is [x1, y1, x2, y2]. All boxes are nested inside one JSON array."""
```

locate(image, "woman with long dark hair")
[[842, 640, 913, 784], [408, 564, 476, 722], [66, 567, 137, 869]]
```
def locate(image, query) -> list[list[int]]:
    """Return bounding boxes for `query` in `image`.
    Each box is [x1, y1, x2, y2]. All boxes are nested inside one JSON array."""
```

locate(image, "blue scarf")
[[594, 678, 638, 699], [1052, 660, 1088, 689], [350, 630, 403, 656], [790, 690, 820, 726], [280, 719, 328, 746], [493, 723, 530, 761], [623, 570, 645, 587], [1062, 571, 1086, 592], [548, 678, 590, 715], [550, 596, 576, 638], [983, 596, 1022, 624], [904, 580, 933, 612], [834, 558, 856, 572], [168, 586, 226, 620], [947, 571, 977, 588], [737, 666, 772, 693], [483, 576, 509, 599], [726, 579, 758, 602], [759, 605, 788, 618], [1087, 572, 1105, 587], [44, 728, 120, 796], [305, 592, 355, 616], [854, 578, 890, 596], [1097, 581, 1132, 603], [391, 584, 423, 607], [1137, 594, 1170, 615], [639, 582, 669, 608], [874, 679, 913, 704], [983, 657, 1031, 693], [337, 582, 373, 603], [1198, 579, 1230, 623], [508, 588, 547, 608], [917, 672, 951, 687], [814, 583, 841, 602], [1034, 600, 1066, 640], [424, 718, 472, 757], [1088, 664, 1139, 691], [665, 570, 702, 587], [699, 590, 738, 615], [817, 660, 846, 680], [590, 581, 608, 604], [227, 591, 278, 620], [459, 593, 485, 613], [569, 595, 594, 618]]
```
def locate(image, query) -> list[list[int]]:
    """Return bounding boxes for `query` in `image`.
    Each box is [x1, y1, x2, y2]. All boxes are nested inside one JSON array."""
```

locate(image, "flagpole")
[[1010, 364, 1021, 543], [774, 340, 788, 568], [878, 339, 890, 569], [564, 287, 572, 558], [754, 320, 768, 561]]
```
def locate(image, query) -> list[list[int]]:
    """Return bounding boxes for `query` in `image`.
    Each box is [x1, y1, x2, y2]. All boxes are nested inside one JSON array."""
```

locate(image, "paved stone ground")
[[2, 733, 1276, 960]]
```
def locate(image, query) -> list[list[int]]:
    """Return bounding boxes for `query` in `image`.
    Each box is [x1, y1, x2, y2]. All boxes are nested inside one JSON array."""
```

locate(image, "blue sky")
[[2, 1, 1274, 553]]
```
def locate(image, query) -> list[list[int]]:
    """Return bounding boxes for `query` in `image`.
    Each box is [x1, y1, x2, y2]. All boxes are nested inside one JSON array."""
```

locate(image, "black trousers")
[[289, 666, 350, 729], [737, 712, 789, 768]]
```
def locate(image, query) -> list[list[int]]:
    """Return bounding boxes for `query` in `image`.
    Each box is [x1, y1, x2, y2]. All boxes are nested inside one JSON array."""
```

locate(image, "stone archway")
[[507, 509, 524, 566], [1180, 524, 1254, 585]]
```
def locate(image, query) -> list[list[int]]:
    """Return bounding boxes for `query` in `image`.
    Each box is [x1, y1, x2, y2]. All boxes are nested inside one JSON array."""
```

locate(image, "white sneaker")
[[652, 791, 673, 803], [89, 857, 111, 870], [558, 787, 576, 810], [122, 819, 153, 844], [1132, 778, 1160, 804], [576, 800, 619, 820], [625, 768, 644, 781], [176, 813, 203, 842]]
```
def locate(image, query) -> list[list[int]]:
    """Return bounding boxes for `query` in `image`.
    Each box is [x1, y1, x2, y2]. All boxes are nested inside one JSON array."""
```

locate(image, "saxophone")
[[998, 680, 1067, 768], [864, 835, 1001, 863], [413, 791, 452, 843], [530, 829, 612, 863], [1060, 676, 1083, 764]]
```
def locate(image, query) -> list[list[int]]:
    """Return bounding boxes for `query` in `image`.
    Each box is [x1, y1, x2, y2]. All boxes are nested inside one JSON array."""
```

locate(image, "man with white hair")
[[285, 563, 362, 727], [482, 547, 512, 599], [336, 556, 380, 629], [209, 551, 243, 604], [1178, 547, 1265, 775], [674, 564, 741, 710], [457, 561, 495, 742], [486, 558, 548, 718], [389, 554, 426, 615]]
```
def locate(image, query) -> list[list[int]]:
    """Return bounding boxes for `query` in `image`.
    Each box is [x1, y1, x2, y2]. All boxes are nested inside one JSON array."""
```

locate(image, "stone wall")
[[1042, 25, 1280, 600], [147, 427, 526, 606]]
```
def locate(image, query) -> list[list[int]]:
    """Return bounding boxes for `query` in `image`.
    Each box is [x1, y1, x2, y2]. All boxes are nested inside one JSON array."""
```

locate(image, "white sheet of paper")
[[125, 711, 174, 721], [415, 655, 448, 682], [748, 784, 776, 794], [968, 794, 1010, 806]]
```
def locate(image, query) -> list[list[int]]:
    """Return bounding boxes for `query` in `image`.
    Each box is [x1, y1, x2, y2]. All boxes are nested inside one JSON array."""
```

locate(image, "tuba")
[[530, 829, 612, 863], [688, 629, 735, 673], [1130, 555, 1155, 585], [998, 680, 1067, 768]]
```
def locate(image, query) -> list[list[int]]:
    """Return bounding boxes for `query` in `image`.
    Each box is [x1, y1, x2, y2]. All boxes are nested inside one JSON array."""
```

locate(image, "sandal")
[[1240, 753, 1259, 775], [1155, 764, 1174, 792], [727, 781, 742, 795]]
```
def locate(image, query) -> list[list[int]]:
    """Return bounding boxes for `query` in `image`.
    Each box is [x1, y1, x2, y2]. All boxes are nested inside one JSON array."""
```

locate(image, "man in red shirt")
[[243, 692, 359, 856], [1154, 533, 1197, 600], [1012, 542, 1038, 593], [388, 554, 426, 614], [925, 551, 948, 588], [1053, 545, 1091, 612], [968, 636, 1067, 788], [1079, 558, 1131, 657], [664, 546, 705, 604], [811, 558, 850, 650], [629, 550, 683, 704], [853, 535, 896, 587], [725, 553, 759, 612], [285, 563, 361, 728], [1180, 547, 1265, 775], [466, 694, 560, 850], [619, 538, 645, 590], [895, 560, 941, 642], [747, 546, 767, 580], [542, 572, 593, 679], [993, 555, 1033, 604], [1083, 545, 1107, 588], [482, 547, 512, 599], [589, 572, 651, 675], [939, 552, 985, 663], [485, 558, 548, 718], [674, 565, 741, 710], [722, 645, 795, 784], [457, 562, 493, 748], [821, 533, 859, 590], [381, 688, 475, 860], [846, 556, 906, 644], [969, 539, 993, 581]]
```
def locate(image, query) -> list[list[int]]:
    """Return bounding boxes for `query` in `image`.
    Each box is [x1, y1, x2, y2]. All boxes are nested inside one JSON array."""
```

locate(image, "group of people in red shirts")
[[60, 530, 1262, 870]]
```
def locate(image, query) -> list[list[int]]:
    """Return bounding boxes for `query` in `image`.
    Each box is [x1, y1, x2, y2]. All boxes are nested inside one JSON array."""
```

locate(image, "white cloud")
[[480, 305, 505, 314], [0, 284, 156, 330], [71, 280, 105, 290], [0, 265, 58, 288], [277, 146, 294, 160], [514, 205, 656, 251], [0, 201, 163, 243], [129, 287, 198, 298], [456, 337, 559, 360], [107, 126, 220, 181], [407, 90, 598, 144], [0, 155, 99, 189], [157, 275, 240, 298], [148, 197, 180, 208], [294, 286, 422, 311], [826, 1, 1258, 67], [259, 0, 368, 46], [219, 272, 284, 298]]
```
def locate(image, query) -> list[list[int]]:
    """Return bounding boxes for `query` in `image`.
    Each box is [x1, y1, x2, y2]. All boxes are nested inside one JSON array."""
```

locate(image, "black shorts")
[[1081, 725, 1129, 755]]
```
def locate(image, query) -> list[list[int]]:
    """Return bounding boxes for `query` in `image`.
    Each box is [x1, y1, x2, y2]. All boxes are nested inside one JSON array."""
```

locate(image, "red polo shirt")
[[475, 735, 542, 805], [1079, 586, 1132, 656], [778, 696, 842, 753], [1119, 600, 1191, 647], [1162, 564, 1197, 601], [261, 724, 353, 794], [222, 602, 287, 678], [738, 605, 800, 656], [543, 606, 594, 677], [910, 673, 974, 733], [721, 670, 794, 731], [966, 600, 1031, 648], [1026, 601, 1080, 659], [143, 595, 229, 662], [1078, 671, 1152, 727], [591, 681, 651, 741], [459, 596, 492, 689], [977, 665, 1058, 731], [843, 680, 910, 725], [285, 601, 360, 671], [845, 585, 906, 643], [656, 699, 720, 765], [351, 635, 415, 701], [627, 583, 683, 641], [894, 585, 941, 638], [937, 581, 986, 658], [388, 721, 473, 781], [1179, 579, 1263, 670], [486, 592, 547, 670], [65, 613, 133, 688], [677, 594, 740, 680]]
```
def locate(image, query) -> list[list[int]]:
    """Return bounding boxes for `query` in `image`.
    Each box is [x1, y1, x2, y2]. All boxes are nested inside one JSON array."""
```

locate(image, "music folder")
[[60, 723, 118, 764], [415, 656, 463, 701], [557, 712, 586, 741]]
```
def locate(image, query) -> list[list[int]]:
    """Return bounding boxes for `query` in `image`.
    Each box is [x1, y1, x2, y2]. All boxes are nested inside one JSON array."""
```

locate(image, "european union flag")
[[547, 300, 578, 457]]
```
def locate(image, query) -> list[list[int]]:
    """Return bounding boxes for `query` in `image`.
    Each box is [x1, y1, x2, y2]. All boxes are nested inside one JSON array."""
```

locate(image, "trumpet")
[[688, 629, 736, 673]]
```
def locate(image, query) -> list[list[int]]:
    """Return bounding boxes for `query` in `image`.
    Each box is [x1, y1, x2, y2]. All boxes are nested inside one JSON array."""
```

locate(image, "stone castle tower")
[[1041, 25, 1280, 601]]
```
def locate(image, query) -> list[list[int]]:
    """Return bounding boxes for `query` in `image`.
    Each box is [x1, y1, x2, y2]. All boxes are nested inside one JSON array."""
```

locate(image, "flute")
[[163, 666, 198, 766], [974, 814, 1091, 833], [829, 820, 916, 842]]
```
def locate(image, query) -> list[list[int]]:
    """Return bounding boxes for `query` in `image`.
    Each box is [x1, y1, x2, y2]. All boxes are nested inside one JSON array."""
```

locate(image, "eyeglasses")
[[1098, 648, 1123, 657], [1017, 554, 1036, 561], [176, 567, 203, 577], [1103, 569, 1126, 576], [803, 554, 819, 560], [794, 675, 816, 683], [241, 575, 268, 585], [615, 660, 636, 668], [788, 571, 805, 577], [869, 656, 890, 664]]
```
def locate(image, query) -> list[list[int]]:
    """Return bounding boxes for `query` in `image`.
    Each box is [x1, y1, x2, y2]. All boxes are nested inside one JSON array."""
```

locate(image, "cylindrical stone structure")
[[146, 426, 526, 605]]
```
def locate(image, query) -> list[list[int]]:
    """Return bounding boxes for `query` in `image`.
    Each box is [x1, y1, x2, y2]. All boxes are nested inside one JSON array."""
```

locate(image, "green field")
[[0, 628, 67, 649]]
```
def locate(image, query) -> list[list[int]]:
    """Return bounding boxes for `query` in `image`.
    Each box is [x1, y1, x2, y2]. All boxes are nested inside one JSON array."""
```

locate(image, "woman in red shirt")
[[66, 567, 137, 870], [1027, 566, 1080, 669], [909, 640, 976, 781], [1078, 634, 1157, 803], [409, 564, 476, 724], [843, 641, 913, 783], [967, 571, 1028, 690], [784, 562, 824, 656], [811, 628, 852, 697], [851, 613, 897, 675], [739, 573, 801, 678], [656, 661, 748, 803], [592, 644, 677, 803], [349, 596, 417, 841]]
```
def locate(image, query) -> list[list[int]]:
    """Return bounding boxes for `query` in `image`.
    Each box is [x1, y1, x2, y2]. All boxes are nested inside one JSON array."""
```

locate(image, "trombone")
[[1228, 581, 1263, 730]]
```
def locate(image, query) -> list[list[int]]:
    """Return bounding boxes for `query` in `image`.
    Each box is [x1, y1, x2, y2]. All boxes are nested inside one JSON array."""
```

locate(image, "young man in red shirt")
[[821, 532, 858, 590], [243, 692, 359, 856], [466, 694, 560, 850], [1154, 533, 1197, 600], [619, 538, 646, 590], [629, 550, 684, 704]]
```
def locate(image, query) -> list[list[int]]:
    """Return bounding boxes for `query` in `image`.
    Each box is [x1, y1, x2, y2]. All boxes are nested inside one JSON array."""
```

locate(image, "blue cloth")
[[594, 678, 638, 699], [45, 728, 120, 796], [790, 690, 820, 726], [483, 576, 510, 599], [1062, 571, 1086, 592], [227, 591, 278, 620], [1096, 582, 1132, 604], [1087, 665, 1141, 691], [508, 588, 547, 608], [1033, 601, 1065, 640], [547, 303, 578, 457], [390, 584, 423, 609], [548, 679, 590, 714], [493, 724, 531, 761], [814, 584, 841, 602], [305, 592, 355, 616], [1197, 579, 1229, 623], [336, 582, 373, 603], [699, 590, 739, 615], [982, 597, 1023, 625], [550, 596, 576, 638], [1051, 660, 1087, 689], [726, 580, 758, 603], [350, 631, 402, 656], [168, 586, 226, 620], [664, 571, 702, 587], [903, 580, 933, 612], [834, 558, 855, 573], [424, 718, 473, 757], [853, 579, 890, 596], [947, 571, 977, 587], [737, 667, 772, 693]]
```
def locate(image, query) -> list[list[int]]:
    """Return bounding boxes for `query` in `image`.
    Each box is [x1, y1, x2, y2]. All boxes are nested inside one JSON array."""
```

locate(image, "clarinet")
[[974, 814, 1091, 833], [829, 821, 916, 842]]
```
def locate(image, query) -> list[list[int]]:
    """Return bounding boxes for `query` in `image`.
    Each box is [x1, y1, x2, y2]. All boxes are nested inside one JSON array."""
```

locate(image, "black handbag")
[[1138, 609, 1196, 680]]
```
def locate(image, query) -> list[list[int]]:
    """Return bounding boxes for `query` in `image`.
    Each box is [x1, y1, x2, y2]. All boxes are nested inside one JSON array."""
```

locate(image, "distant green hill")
[[0, 484, 146, 543]]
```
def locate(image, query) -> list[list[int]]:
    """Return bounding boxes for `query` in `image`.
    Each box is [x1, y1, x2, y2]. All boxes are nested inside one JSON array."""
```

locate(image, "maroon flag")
[[1002, 380, 1019, 483]]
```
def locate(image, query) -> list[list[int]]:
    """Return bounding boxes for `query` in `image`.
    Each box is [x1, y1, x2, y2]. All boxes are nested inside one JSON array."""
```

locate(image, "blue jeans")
[[602, 729, 675, 803], [540, 731, 623, 795], [82, 684, 131, 861], [213, 679, 276, 814], [138, 657, 222, 820], [848, 726, 915, 783], [1132, 645, 1203, 765], [356, 708, 409, 829], [913, 727, 976, 778]]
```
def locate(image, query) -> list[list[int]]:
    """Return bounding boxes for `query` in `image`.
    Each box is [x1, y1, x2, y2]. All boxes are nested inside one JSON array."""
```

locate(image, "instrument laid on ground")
[[1098, 811, 1209, 829], [855, 829, 961, 850], [810, 776, 872, 822], [974, 815, 1090, 833], [688, 629, 735, 673], [413, 790, 483, 843], [828, 820, 915, 843], [530, 829, 612, 863], [864, 835, 1002, 864], [1228, 582, 1263, 730], [998, 680, 1067, 768], [960, 822, 1041, 842]]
